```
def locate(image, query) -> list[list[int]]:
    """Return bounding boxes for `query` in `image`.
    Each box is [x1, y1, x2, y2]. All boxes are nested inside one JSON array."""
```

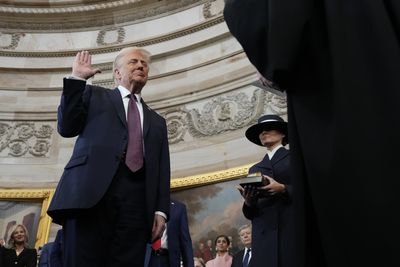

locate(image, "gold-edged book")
[[239, 172, 268, 187]]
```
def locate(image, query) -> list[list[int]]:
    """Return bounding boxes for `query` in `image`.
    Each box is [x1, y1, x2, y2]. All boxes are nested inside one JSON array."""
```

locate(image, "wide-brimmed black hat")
[[245, 114, 288, 146]]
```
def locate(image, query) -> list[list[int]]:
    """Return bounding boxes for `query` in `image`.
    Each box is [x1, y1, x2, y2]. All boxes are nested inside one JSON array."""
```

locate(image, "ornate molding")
[[0, 189, 52, 199], [171, 164, 252, 190], [203, 0, 224, 19], [162, 88, 287, 144], [0, 0, 208, 31], [0, 121, 55, 158], [0, 16, 225, 57]]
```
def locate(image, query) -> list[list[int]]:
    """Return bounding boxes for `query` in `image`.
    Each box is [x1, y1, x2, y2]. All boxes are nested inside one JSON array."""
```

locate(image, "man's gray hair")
[[238, 224, 252, 235], [113, 46, 151, 84]]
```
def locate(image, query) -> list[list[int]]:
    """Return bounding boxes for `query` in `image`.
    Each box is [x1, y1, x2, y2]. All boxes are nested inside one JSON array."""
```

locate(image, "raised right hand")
[[71, 50, 101, 80]]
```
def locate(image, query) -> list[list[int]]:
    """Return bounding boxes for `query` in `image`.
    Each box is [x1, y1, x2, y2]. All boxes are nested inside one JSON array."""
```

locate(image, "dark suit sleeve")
[[38, 244, 50, 266], [179, 204, 194, 267], [57, 78, 91, 137], [157, 119, 171, 218], [224, 0, 311, 89], [27, 248, 38, 267]]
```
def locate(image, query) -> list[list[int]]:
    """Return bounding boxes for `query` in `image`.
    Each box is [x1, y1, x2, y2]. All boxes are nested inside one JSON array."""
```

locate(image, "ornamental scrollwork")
[[163, 88, 287, 144], [203, 0, 224, 19], [0, 122, 54, 158], [187, 89, 267, 137]]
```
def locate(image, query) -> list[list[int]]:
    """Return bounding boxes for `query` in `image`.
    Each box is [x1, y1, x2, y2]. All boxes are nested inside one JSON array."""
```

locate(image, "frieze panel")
[[0, 32, 25, 50], [97, 27, 126, 46], [0, 122, 55, 158], [163, 88, 287, 144]]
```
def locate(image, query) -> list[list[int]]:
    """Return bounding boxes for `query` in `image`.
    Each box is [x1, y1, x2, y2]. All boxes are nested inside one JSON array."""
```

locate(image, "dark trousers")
[[148, 251, 170, 267], [63, 163, 149, 267]]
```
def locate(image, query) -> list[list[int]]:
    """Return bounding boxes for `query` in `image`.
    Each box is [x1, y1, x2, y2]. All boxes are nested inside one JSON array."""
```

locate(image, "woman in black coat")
[[238, 114, 294, 267], [1, 224, 37, 267]]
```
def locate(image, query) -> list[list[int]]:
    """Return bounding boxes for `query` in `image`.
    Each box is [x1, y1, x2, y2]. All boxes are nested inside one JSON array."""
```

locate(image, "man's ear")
[[114, 69, 121, 80]]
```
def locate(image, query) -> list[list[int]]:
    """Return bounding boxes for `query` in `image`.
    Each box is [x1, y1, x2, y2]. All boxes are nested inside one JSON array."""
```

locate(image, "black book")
[[239, 172, 269, 187]]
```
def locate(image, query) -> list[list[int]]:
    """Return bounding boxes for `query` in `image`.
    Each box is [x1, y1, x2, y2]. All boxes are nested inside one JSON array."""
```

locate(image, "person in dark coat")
[[237, 114, 293, 267], [147, 200, 194, 267], [47, 47, 170, 267], [224, 1, 400, 266], [1, 224, 37, 267]]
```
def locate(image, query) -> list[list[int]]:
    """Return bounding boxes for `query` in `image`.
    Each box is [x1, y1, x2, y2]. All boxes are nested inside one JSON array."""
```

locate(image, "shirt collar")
[[117, 85, 142, 102], [267, 144, 283, 155]]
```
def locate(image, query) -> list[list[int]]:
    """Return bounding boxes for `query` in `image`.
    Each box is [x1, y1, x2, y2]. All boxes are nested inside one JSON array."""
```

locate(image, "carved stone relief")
[[203, 0, 224, 19], [0, 122, 54, 158], [0, 32, 25, 50], [162, 88, 287, 144], [97, 27, 126, 46]]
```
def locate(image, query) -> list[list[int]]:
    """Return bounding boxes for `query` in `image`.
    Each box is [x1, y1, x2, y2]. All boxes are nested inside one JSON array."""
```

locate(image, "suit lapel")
[[270, 147, 289, 166], [107, 88, 127, 128], [141, 100, 151, 138]]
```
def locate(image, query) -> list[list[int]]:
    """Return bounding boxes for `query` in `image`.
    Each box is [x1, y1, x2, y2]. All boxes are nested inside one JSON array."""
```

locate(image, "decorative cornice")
[[0, 0, 143, 14], [171, 164, 252, 190], [0, 0, 208, 31], [0, 15, 225, 57]]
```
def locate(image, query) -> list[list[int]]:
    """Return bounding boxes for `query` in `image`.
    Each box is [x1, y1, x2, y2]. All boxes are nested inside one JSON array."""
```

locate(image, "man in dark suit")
[[147, 200, 194, 267], [38, 229, 63, 267], [47, 47, 170, 267], [224, 1, 400, 266], [232, 224, 252, 267]]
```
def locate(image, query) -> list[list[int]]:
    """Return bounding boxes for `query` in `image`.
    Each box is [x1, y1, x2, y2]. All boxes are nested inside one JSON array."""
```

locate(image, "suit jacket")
[[167, 200, 194, 267], [38, 242, 53, 267], [242, 147, 293, 267], [224, 0, 400, 266], [1, 247, 37, 267], [232, 249, 252, 267], [48, 79, 170, 231]]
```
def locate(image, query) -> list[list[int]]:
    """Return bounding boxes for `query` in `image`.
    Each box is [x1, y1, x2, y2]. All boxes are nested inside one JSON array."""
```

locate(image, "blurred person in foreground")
[[224, 0, 400, 266]]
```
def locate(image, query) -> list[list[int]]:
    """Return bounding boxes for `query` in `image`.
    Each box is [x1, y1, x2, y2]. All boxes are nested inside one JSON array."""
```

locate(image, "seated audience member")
[[194, 257, 206, 267], [232, 225, 252, 267], [205, 235, 232, 267], [1, 224, 37, 267]]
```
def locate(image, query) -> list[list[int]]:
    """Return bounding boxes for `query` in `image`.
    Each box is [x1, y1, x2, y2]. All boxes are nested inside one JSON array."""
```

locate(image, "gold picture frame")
[[171, 163, 252, 190], [0, 188, 54, 249]]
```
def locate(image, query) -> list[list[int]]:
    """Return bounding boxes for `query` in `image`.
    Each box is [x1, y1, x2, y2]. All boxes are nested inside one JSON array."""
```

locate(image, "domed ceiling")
[[0, 0, 207, 31]]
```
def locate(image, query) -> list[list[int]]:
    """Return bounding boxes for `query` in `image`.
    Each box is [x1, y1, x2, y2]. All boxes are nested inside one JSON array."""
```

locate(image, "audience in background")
[[232, 224, 252, 267], [1, 224, 37, 267], [205, 235, 232, 267], [194, 257, 206, 267]]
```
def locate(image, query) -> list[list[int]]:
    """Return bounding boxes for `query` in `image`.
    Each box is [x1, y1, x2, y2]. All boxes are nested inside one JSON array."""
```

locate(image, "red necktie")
[[152, 238, 161, 251], [125, 94, 144, 172]]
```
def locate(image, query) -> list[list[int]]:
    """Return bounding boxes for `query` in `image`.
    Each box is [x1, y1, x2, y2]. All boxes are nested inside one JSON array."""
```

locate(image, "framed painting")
[[0, 189, 54, 249], [171, 164, 252, 261]]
